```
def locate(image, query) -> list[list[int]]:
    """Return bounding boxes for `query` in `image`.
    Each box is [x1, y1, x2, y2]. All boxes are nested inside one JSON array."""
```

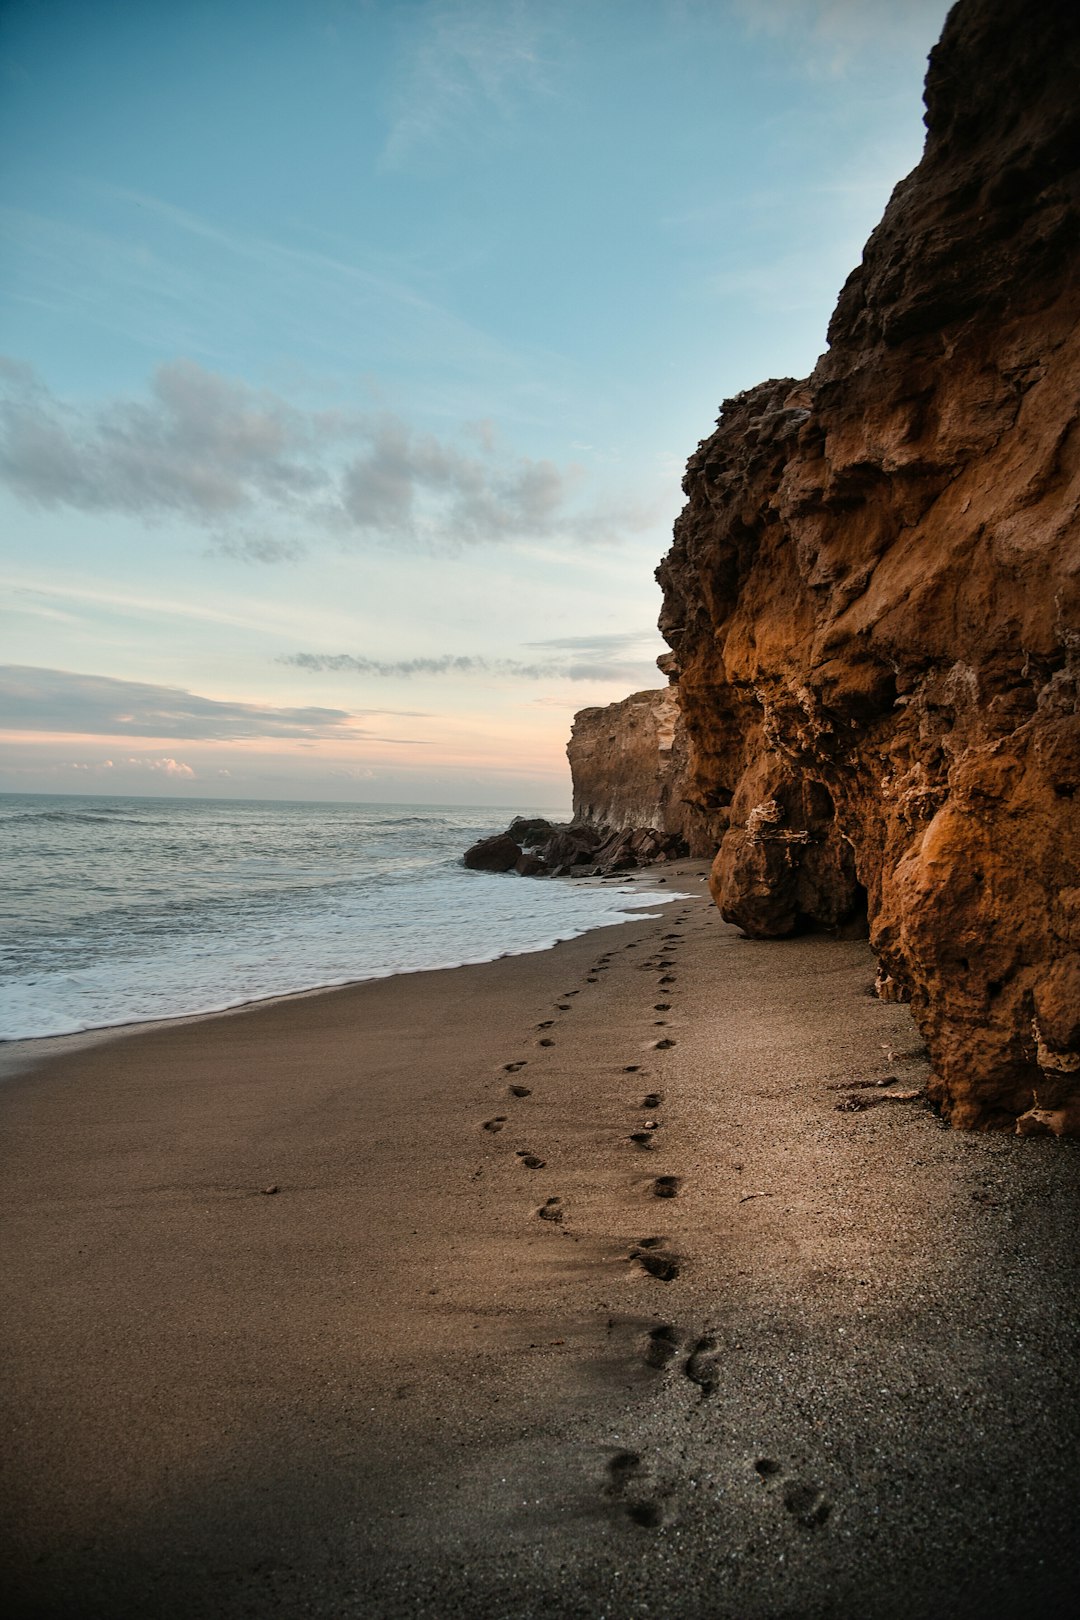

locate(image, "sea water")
[[0, 794, 683, 1042]]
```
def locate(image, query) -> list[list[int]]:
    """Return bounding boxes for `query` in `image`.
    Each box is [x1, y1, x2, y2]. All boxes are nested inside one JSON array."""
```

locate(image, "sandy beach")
[[2, 862, 1078, 1619]]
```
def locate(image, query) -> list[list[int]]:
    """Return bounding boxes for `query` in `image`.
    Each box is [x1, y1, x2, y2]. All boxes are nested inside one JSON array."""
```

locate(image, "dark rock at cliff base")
[[655, 0, 1080, 1133], [462, 833, 522, 872], [592, 826, 688, 873], [506, 816, 558, 848], [514, 852, 548, 877], [542, 826, 602, 867], [462, 817, 685, 878]]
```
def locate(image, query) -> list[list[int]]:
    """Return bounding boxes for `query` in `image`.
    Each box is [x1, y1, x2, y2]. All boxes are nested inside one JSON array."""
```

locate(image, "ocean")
[[0, 794, 684, 1043]]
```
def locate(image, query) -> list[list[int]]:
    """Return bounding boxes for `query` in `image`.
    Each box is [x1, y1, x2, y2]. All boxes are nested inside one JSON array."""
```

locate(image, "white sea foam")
[[0, 794, 686, 1042]]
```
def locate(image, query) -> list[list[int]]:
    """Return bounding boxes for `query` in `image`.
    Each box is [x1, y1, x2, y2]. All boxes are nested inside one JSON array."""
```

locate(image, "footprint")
[[652, 1175, 681, 1198], [508, 1084, 531, 1098], [603, 1455, 667, 1530], [586, 976, 599, 984], [606, 1450, 643, 1496], [482, 1117, 507, 1132], [538, 1037, 555, 1047], [564, 990, 580, 996], [504, 1061, 527, 1073], [654, 1004, 671, 1011], [656, 959, 675, 968], [643, 1323, 680, 1369], [537, 1196, 563, 1222], [626, 1499, 665, 1528], [654, 1038, 676, 1050], [782, 1481, 831, 1528], [623, 1064, 642, 1073], [641, 1092, 663, 1109], [654, 1021, 668, 1027], [658, 975, 676, 986], [557, 1003, 571, 1011], [629, 1242, 681, 1281], [754, 1460, 831, 1528], [684, 1335, 720, 1395], [536, 1020, 554, 1030], [629, 1131, 655, 1149], [518, 1153, 546, 1169]]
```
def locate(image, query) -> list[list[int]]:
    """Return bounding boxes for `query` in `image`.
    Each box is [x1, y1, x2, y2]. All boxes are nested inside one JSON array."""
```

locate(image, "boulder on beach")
[[462, 833, 522, 872], [506, 816, 558, 847]]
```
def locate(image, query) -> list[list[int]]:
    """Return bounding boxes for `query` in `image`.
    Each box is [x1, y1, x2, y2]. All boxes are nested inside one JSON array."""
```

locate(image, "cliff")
[[568, 674, 724, 858], [655, 0, 1080, 1133]]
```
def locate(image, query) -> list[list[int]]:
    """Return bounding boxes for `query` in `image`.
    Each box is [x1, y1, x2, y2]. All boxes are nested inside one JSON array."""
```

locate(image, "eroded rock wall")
[[656, 0, 1080, 1132], [568, 681, 724, 857]]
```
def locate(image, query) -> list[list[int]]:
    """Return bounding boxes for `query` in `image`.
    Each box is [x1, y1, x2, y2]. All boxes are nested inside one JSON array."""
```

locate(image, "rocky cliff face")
[[656, 0, 1080, 1132], [568, 676, 724, 858]]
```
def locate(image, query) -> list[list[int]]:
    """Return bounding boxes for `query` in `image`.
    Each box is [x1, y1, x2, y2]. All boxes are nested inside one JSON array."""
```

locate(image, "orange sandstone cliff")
[[638, 0, 1080, 1132]]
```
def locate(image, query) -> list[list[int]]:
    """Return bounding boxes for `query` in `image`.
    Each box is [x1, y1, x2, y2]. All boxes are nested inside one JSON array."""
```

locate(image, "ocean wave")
[[0, 886, 682, 1043], [1, 809, 152, 827], [1, 795, 653, 1042]]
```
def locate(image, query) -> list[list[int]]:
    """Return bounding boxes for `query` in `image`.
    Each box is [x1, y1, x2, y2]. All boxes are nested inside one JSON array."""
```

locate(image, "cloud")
[[525, 630, 664, 655], [0, 356, 322, 519], [284, 651, 560, 680], [210, 530, 308, 564], [0, 358, 593, 555], [728, 0, 950, 74], [0, 667, 430, 743], [281, 627, 666, 686], [380, 0, 554, 172], [338, 411, 579, 545], [107, 755, 197, 779], [2, 187, 530, 387]]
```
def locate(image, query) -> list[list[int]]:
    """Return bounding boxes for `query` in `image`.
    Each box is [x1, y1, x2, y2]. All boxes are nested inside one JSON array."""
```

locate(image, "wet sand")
[[2, 863, 1078, 1618]]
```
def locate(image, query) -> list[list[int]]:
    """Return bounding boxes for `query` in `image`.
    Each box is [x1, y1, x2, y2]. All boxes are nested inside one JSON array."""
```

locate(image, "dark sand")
[[2, 864, 1078, 1618]]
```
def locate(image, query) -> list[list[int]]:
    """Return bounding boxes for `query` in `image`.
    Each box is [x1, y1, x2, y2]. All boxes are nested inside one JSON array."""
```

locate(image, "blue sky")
[[0, 0, 951, 806]]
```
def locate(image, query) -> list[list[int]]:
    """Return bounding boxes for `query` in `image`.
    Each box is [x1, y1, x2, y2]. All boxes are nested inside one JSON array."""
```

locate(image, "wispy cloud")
[[729, 0, 949, 75], [380, 0, 555, 172], [0, 358, 597, 555], [282, 627, 665, 686], [285, 652, 561, 679], [0, 575, 307, 636], [0, 667, 430, 743], [1, 187, 530, 382], [525, 631, 664, 656]]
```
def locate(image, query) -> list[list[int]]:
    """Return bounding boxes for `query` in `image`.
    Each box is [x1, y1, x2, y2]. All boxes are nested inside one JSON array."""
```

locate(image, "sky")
[[0, 0, 952, 808]]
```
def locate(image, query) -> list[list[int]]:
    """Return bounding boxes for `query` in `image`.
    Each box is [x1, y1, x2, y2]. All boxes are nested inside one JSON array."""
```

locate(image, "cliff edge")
[[656, 0, 1080, 1132]]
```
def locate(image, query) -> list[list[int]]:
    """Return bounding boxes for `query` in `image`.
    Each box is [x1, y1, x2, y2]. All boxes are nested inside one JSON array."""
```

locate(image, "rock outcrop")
[[656, 0, 1080, 1132], [462, 832, 524, 873], [568, 675, 725, 858], [461, 816, 686, 879]]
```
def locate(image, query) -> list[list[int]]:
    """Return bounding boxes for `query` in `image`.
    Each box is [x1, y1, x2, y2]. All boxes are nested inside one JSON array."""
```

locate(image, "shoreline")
[[0, 863, 705, 1078], [2, 875, 1078, 1618]]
